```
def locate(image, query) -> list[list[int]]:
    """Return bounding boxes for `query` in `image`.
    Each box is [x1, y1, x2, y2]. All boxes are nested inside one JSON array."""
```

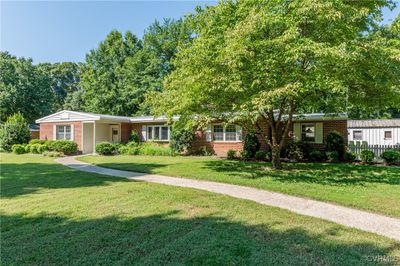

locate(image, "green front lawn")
[[1, 154, 399, 265], [80, 155, 400, 217]]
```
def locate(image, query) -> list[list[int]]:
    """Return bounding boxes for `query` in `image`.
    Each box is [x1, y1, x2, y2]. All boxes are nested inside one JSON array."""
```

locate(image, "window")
[[384, 131, 392, 140], [225, 125, 237, 141], [353, 130, 362, 140], [146, 125, 170, 141], [56, 125, 72, 140], [212, 124, 241, 141], [301, 124, 315, 142], [213, 125, 224, 141]]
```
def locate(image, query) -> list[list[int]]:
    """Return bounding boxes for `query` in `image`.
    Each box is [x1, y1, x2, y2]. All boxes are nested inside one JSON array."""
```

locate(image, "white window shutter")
[[70, 124, 74, 140], [236, 125, 242, 141], [205, 125, 212, 141], [53, 125, 57, 140], [293, 123, 301, 141], [315, 122, 323, 144], [141, 125, 147, 141]]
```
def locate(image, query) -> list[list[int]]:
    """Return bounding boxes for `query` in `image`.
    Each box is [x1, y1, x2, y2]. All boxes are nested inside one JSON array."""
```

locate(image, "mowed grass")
[[1, 154, 400, 265], [80, 155, 400, 217]]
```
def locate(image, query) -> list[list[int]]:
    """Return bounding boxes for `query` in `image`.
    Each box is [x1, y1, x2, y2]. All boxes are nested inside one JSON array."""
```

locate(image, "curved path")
[[57, 156, 400, 242]]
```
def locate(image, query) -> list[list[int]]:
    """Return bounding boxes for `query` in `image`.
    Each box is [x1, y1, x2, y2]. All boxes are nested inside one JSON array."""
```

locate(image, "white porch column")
[[93, 121, 96, 154]]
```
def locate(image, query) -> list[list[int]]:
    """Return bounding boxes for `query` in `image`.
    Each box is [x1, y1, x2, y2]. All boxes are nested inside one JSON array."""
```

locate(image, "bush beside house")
[[0, 113, 30, 151], [11, 139, 77, 156]]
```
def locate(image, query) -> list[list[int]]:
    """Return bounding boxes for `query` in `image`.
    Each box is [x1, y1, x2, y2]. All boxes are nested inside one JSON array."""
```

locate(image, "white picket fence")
[[348, 143, 400, 159]]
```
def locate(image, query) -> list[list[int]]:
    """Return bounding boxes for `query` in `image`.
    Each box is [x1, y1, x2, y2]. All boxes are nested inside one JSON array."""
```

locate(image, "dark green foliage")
[[226, 149, 236, 160], [129, 131, 140, 143], [326, 151, 339, 162], [46, 140, 78, 155], [37, 62, 81, 110], [243, 131, 260, 158], [325, 131, 345, 160], [12, 144, 26, 154], [0, 113, 30, 151], [381, 150, 400, 165], [240, 150, 251, 160], [309, 150, 323, 162], [170, 126, 195, 153], [343, 152, 356, 162], [255, 151, 268, 161], [0, 52, 54, 123], [283, 141, 313, 161], [95, 142, 116, 155], [360, 150, 375, 163]]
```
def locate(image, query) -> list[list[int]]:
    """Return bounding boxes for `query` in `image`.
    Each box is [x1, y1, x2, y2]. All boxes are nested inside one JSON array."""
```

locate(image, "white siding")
[[348, 127, 400, 145]]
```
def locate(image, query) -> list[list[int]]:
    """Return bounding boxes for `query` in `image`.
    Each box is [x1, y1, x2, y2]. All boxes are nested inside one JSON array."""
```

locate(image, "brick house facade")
[[36, 110, 348, 155]]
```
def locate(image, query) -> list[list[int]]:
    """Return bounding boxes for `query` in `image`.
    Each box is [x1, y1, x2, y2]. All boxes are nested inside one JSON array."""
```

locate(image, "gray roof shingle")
[[348, 119, 400, 128]]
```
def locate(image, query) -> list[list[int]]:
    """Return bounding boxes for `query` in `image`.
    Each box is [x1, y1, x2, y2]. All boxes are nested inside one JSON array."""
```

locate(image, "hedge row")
[[12, 139, 78, 156], [95, 141, 173, 156]]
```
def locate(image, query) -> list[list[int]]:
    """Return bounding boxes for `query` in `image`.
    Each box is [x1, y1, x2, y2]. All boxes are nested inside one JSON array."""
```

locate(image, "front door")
[[111, 125, 119, 143]]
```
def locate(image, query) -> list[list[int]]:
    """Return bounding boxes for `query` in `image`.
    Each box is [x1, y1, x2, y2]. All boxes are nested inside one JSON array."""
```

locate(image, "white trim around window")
[[211, 124, 242, 142], [146, 125, 171, 141], [55, 125, 73, 140]]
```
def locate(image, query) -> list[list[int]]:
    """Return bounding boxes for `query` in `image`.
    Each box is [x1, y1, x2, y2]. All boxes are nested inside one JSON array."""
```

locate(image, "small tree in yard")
[[170, 123, 195, 154], [0, 113, 30, 151], [147, 0, 400, 169]]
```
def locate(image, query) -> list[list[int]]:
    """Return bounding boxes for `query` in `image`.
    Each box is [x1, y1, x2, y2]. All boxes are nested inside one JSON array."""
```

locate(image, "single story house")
[[36, 110, 348, 155], [348, 119, 400, 146]]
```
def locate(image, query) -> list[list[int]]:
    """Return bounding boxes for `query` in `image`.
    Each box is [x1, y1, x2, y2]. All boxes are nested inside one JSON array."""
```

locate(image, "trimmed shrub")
[[96, 142, 116, 155], [285, 142, 304, 161], [24, 144, 32, 153], [309, 149, 323, 162], [243, 130, 260, 158], [139, 143, 173, 156], [37, 144, 48, 154], [255, 150, 268, 161], [325, 131, 345, 160], [50, 140, 78, 155], [0, 113, 30, 151], [12, 144, 26, 154], [129, 131, 140, 143], [240, 150, 251, 160], [29, 139, 46, 145], [381, 150, 400, 165], [343, 151, 356, 162], [360, 150, 375, 163], [326, 151, 339, 162], [43, 151, 63, 157], [227, 149, 236, 160], [30, 144, 41, 154]]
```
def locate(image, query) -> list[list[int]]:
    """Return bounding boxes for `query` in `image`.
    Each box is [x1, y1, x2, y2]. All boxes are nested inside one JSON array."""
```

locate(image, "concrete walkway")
[[56, 156, 400, 242]]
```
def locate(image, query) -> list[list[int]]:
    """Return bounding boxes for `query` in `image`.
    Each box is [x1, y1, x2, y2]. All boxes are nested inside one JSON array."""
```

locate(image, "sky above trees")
[[1, 0, 398, 63]]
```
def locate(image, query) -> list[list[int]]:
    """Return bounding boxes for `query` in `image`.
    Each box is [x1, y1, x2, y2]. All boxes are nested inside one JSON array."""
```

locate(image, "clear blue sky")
[[1, 0, 398, 64]]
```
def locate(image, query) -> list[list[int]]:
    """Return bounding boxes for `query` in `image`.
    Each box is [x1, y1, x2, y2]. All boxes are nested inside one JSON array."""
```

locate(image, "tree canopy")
[[148, 0, 400, 168], [0, 52, 54, 123]]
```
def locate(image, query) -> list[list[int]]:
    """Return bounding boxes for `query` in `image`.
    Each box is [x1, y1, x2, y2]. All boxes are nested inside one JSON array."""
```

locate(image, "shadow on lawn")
[[1, 212, 398, 265], [203, 160, 400, 186], [0, 162, 131, 198]]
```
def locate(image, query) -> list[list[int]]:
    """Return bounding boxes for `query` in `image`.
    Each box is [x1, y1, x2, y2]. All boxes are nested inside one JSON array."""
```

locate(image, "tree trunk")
[[271, 145, 282, 169]]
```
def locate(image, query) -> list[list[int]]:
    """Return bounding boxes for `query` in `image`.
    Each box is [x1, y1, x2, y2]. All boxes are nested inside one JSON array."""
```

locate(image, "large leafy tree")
[[0, 52, 54, 123], [143, 18, 194, 75], [80, 31, 143, 115], [38, 62, 81, 110], [149, 0, 400, 169]]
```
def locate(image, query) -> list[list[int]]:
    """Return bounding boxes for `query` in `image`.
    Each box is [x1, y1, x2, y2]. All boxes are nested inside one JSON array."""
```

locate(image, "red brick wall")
[[30, 131, 40, 139], [39, 122, 83, 150], [283, 119, 348, 150]]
